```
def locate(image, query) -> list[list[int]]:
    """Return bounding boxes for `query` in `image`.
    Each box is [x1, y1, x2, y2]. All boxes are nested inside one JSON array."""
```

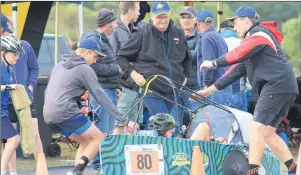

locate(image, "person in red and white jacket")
[[191, 6, 298, 175]]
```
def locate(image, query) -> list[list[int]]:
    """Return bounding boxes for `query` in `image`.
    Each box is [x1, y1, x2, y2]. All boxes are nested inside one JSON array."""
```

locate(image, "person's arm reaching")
[[214, 32, 277, 67], [214, 62, 247, 90], [80, 66, 127, 125], [191, 63, 246, 101]]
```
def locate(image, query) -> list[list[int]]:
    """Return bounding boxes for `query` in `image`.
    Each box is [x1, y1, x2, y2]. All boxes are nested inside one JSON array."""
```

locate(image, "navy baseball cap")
[[152, 1, 170, 16], [227, 6, 258, 22], [0, 13, 13, 33], [196, 9, 214, 23], [220, 19, 234, 29], [79, 38, 106, 58], [179, 6, 196, 17]]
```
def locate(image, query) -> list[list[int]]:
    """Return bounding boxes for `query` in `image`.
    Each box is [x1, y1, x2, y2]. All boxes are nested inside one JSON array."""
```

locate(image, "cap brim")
[[179, 10, 195, 16], [154, 10, 170, 16], [3, 27, 13, 34], [95, 50, 107, 59], [226, 16, 238, 22]]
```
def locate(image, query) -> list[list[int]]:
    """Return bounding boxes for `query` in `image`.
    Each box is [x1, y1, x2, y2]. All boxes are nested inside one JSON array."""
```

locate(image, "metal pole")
[[12, 3, 18, 38], [217, 1, 223, 31], [78, 1, 83, 40], [55, 2, 59, 65]]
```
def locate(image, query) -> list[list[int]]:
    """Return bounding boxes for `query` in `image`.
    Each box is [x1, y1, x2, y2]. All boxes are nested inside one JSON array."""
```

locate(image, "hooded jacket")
[[214, 21, 299, 97], [81, 29, 120, 90], [43, 54, 125, 124], [109, 17, 137, 89], [116, 20, 192, 94]]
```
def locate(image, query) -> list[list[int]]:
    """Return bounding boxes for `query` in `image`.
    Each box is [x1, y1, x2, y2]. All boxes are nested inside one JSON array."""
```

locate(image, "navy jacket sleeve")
[[116, 28, 142, 79], [201, 37, 216, 87], [214, 63, 246, 90], [86, 35, 119, 77], [25, 41, 39, 87], [90, 62, 119, 77], [215, 34, 275, 67]]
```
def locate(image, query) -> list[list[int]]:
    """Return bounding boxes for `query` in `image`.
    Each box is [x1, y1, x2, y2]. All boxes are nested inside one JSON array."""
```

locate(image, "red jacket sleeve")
[[215, 32, 278, 67]]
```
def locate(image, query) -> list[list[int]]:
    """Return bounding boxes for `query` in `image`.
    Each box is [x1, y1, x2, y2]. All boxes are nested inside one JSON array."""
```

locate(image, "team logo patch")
[[157, 4, 164, 9]]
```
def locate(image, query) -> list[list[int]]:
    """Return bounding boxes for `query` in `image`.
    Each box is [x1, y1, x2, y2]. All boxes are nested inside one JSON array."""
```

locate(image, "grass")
[[17, 142, 77, 171]]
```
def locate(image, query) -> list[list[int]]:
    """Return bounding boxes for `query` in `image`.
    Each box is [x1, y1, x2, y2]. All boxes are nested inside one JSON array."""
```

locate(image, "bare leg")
[[8, 123, 17, 172], [190, 123, 210, 141], [248, 121, 266, 164], [1, 135, 20, 171], [264, 126, 294, 162], [31, 118, 43, 160], [68, 124, 104, 171]]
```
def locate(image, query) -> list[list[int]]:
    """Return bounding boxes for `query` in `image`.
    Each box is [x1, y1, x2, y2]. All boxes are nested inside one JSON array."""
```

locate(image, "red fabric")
[[225, 35, 277, 64], [260, 21, 284, 45]]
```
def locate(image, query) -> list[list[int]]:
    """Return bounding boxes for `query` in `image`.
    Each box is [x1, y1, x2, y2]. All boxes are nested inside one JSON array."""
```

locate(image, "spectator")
[[43, 38, 129, 175], [196, 9, 232, 106], [178, 6, 201, 115], [1, 36, 23, 175], [195, 6, 298, 175], [109, 1, 143, 131], [219, 19, 248, 111], [81, 8, 121, 173], [116, 1, 192, 137], [1, 13, 44, 175]]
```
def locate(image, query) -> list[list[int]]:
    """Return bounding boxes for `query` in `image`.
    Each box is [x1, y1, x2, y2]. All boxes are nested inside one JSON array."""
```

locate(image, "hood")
[[220, 29, 238, 39], [81, 29, 101, 40], [62, 54, 86, 69], [117, 17, 133, 32], [260, 21, 283, 44]]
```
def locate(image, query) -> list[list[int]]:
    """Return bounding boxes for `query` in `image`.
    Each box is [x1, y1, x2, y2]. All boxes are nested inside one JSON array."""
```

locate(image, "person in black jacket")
[[192, 6, 298, 175], [116, 1, 192, 137], [80, 8, 121, 173]]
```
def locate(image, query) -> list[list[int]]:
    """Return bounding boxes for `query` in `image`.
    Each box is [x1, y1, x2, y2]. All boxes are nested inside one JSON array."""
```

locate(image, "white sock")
[[1, 170, 8, 175], [10, 171, 17, 175]]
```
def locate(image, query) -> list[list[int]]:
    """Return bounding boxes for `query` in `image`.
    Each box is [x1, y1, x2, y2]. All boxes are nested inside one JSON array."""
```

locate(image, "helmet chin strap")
[[3, 52, 11, 66]]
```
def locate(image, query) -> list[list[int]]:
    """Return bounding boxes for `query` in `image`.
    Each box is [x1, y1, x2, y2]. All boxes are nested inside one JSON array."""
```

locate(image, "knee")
[[263, 126, 276, 139], [9, 135, 20, 147], [249, 121, 266, 134]]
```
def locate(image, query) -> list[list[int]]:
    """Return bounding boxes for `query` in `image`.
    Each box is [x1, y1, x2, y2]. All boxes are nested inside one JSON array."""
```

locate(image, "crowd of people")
[[0, 1, 299, 175]]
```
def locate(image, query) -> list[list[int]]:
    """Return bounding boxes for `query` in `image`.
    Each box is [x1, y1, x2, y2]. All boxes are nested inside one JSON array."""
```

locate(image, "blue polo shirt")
[[1, 60, 12, 118], [197, 27, 229, 89]]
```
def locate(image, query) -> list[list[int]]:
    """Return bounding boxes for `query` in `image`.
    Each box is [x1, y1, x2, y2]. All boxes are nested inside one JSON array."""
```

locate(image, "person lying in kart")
[[147, 113, 227, 143]]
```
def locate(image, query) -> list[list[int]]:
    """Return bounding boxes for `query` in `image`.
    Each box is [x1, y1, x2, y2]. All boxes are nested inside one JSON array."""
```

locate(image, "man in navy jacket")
[[196, 9, 232, 106]]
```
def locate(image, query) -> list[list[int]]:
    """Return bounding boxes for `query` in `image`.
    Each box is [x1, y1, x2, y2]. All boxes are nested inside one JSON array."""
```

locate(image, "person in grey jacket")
[[178, 6, 201, 117], [43, 38, 128, 175], [109, 1, 142, 130]]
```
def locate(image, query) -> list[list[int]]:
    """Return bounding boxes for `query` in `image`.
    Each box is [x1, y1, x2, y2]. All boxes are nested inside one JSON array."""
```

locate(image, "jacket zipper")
[[162, 32, 172, 79]]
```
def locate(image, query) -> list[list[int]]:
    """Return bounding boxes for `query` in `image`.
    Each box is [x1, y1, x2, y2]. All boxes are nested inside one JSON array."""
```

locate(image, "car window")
[[37, 35, 71, 76]]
